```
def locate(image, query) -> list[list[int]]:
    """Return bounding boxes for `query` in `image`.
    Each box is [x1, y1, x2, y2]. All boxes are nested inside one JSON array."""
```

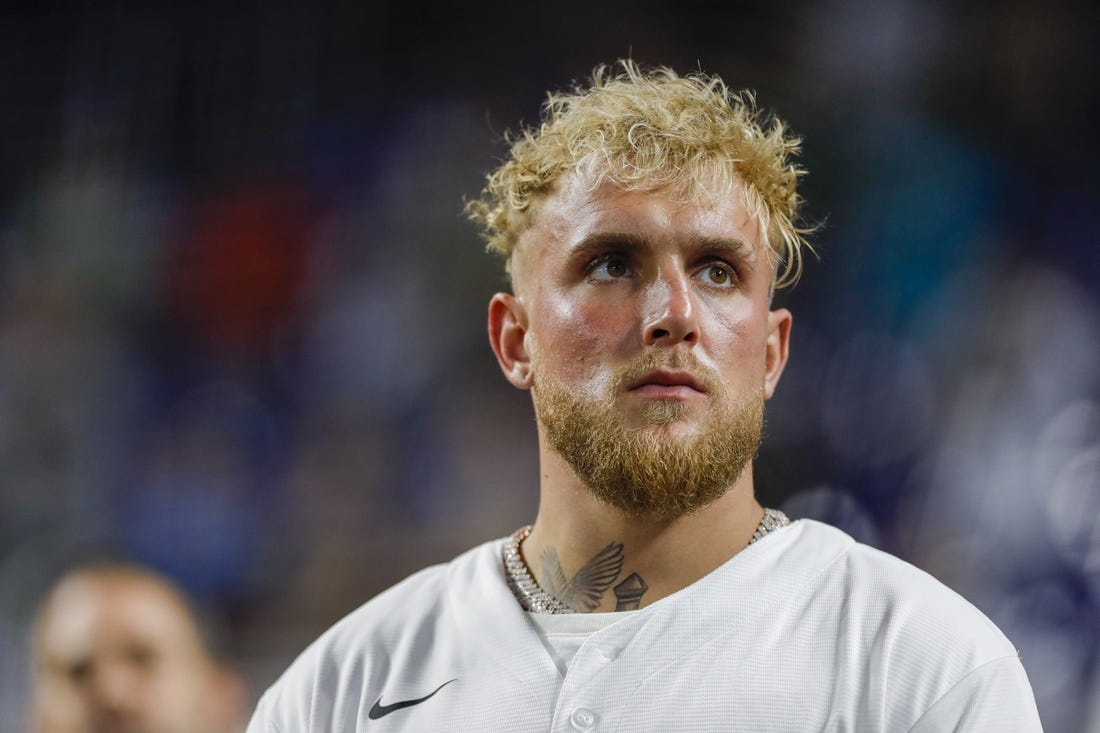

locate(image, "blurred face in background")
[[31, 568, 244, 733]]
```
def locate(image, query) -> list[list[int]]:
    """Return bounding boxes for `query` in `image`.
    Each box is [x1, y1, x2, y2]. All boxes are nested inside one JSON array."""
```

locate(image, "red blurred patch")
[[169, 183, 313, 356]]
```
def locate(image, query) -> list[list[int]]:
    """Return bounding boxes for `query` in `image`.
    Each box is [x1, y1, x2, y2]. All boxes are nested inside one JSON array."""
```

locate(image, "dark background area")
[[1, 1, 1097, 730]]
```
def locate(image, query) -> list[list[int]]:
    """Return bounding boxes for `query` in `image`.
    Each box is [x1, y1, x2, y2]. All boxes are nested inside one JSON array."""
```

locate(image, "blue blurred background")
[[1, 1, 1097, 730]]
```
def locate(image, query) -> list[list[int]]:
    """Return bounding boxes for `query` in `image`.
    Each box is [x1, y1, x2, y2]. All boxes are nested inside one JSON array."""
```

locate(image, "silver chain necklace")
[[502, 508, 791, 614]]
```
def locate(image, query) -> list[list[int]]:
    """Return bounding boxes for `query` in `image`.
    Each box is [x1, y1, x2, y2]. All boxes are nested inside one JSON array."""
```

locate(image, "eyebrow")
[[566, 231, 649, 258], [568, 232, 755, 259], [690, 235, 755, 259]]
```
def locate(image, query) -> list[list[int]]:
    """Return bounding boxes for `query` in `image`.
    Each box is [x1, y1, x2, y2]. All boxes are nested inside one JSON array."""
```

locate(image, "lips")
[[627, 368, 708, 395]]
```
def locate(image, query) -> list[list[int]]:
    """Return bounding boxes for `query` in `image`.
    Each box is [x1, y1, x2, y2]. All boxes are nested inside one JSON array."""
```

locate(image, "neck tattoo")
[[502, 508, 791, 614]]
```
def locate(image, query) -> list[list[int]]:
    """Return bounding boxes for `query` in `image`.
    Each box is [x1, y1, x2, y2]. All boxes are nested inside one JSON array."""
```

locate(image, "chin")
[[637, 398, 695, 425], [639, 419, 701, 440]]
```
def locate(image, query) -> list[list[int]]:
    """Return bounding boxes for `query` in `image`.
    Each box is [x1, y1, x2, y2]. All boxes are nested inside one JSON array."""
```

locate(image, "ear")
[[488, 292, 533, 390], [763, 307, 792, 400]]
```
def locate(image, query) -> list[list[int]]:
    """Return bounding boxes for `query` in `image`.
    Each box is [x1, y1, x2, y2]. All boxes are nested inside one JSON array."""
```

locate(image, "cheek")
[[37, 679, 91, 726], [530, 292, 629, 389], [150, 663, 207, 713], [705, 305, 768, 378]]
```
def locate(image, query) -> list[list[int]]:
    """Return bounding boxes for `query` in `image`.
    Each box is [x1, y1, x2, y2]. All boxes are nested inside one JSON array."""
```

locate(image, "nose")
[[89, 660, 143, 716], [642, 267, 699, 346]]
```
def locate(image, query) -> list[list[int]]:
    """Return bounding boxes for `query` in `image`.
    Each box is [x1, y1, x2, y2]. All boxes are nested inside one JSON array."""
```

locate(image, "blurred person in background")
[[28, 563, 247, 733], [248, 60, 1042, 731]]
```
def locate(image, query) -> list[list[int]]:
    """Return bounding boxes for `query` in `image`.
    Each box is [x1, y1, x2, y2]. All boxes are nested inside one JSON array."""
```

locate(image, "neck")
[[520, 443, 764, 613]]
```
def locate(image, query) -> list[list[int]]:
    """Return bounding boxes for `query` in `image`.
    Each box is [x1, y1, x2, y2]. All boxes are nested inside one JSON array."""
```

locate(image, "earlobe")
[[488, 293, 533, 390], [763, 308, 792, 400]]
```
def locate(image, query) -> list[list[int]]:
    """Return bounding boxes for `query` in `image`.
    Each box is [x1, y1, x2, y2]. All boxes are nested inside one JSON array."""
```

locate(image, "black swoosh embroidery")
[[368, 679, 457, 720]]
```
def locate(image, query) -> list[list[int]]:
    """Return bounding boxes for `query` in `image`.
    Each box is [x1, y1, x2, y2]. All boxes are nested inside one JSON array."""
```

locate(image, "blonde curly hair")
[[466, 60, 814, 288]]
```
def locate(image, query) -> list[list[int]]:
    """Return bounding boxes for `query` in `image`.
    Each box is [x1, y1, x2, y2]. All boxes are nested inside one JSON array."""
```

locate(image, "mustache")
[[610, 351, 720, 394]]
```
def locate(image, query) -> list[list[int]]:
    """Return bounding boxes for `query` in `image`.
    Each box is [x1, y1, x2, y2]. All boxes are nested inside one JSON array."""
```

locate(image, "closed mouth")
[[627, 369, 708, 394]]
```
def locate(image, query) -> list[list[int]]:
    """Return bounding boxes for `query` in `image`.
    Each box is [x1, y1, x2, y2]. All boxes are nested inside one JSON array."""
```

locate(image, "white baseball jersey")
[[247, 520, 1042, 732]]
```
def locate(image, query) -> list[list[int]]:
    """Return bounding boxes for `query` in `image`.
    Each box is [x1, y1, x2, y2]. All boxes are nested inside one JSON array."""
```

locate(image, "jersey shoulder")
[[792, 520, 1030, 728], [249, 539, 502, 730], [812, 520, 1013, 650], [795, 519, 1016, 658]]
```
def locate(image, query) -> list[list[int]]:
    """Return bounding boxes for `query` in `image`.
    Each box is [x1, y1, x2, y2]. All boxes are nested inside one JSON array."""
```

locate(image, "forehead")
[[517, 169, 766, 264], [38, 575, 200, 664]]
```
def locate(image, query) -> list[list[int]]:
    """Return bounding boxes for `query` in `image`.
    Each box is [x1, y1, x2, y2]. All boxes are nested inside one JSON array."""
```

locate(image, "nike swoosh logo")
[[368, 678, 457, 720]]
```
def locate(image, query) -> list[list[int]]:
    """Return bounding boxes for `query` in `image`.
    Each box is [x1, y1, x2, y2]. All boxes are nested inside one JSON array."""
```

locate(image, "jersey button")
[[570, 707, 597, 730]]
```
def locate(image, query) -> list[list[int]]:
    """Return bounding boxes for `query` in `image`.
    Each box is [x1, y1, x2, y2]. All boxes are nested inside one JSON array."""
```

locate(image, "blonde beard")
[[532, 351, 764, 521]]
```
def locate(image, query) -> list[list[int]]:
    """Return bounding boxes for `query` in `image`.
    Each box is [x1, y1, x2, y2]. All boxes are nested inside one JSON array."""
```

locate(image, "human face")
[[32, 573, 218, 733], [490, 171, 791, 516]]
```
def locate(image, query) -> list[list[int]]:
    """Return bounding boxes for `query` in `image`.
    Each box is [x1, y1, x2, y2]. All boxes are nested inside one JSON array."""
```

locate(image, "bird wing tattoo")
[[540, 547, 571, 601], [567, 541, 624, 611], [538, 541, 626, 611]]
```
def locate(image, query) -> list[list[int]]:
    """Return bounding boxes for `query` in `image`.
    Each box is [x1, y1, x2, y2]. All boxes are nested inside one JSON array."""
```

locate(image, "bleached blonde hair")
[[466, 60, 814, 288]]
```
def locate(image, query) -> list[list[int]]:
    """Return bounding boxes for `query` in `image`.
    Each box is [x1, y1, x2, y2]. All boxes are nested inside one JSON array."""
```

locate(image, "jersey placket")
[[549, 613, 653, 733]]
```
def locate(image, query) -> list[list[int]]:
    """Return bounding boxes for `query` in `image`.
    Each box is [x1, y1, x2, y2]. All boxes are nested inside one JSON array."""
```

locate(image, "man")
[[248, 61, 1042, 731], [29, 563, 247, 733]]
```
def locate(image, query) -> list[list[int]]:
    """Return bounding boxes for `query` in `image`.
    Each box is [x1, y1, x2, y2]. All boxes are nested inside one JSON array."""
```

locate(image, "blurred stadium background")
[[1, 1, 1097, 730]]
